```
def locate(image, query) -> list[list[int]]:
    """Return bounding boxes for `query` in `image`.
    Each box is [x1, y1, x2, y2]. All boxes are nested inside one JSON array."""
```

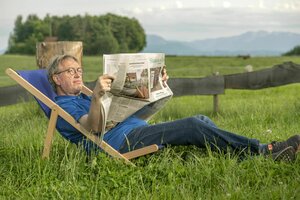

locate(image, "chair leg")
[[122, 144, 159, 160], [42, 107, 58, 159]]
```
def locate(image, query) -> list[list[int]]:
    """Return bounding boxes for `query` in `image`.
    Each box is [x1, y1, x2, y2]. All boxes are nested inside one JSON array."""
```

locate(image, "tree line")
[[283, 45, 300, 56], [7, 13, 146, 55]]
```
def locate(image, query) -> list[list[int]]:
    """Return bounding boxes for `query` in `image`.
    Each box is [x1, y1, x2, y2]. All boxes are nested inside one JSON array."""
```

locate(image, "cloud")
[[1, 0, 300, 50], [176, 1, 183, 9], [223, 1, 231, 8], [138, 6, 300, 41], [258, 0, 265, 9], [133, 7, 143, 14]]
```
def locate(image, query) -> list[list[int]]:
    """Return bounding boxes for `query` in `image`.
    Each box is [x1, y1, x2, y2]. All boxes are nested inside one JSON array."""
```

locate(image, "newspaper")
[[101, 53, 173, 132]]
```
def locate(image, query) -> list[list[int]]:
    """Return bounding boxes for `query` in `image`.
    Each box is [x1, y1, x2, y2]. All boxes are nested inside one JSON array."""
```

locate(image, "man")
[[48, 54, 300, 162]]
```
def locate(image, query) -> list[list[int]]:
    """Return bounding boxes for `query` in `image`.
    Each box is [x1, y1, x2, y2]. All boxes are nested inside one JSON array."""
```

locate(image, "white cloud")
[[223, 1, 231, 8], [147, 8, 153, 13], [210, 0, 216, 8], [258, 0, 265, 9], [0, 0, 300, 51], [160, 5, 166, 11], [133, 7, 143, 14], [140, 6, 300, 41], [176, 1, 183, 9]]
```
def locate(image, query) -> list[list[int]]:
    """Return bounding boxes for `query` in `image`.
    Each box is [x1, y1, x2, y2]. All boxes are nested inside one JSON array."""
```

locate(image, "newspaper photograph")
[[101, 53, 173, 131]]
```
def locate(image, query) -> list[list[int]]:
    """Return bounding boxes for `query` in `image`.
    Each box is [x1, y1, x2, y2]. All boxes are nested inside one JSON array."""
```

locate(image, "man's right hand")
[[94, 74, 115, 98]]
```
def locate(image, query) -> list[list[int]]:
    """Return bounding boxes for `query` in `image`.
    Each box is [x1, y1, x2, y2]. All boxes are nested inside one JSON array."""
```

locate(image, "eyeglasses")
[[55, 67, 83, 76]]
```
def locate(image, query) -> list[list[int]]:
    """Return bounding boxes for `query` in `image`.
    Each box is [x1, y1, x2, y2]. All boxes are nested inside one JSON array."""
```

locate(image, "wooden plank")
[[81, 85, 93, 96], [0, 85, 31, 106], [168, 76, 225, 96], [0, 76, 225, 107], [213, 94, 219, 113], [123, 144, 159, 160], [42, 106, 58, 159], [225, 61, 300, 89], [0, 82, 93, 106]]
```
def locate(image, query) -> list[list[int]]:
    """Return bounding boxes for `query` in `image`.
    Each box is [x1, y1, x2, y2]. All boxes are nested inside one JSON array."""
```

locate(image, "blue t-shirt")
[[55, 93, 147, 153]]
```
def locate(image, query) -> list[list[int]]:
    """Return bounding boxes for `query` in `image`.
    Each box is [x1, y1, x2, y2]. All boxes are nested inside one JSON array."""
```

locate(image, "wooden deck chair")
[[6, 68, 159, 165]]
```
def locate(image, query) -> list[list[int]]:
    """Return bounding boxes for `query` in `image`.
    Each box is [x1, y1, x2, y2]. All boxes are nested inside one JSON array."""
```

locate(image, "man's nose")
[[74, 71, 81, 77]]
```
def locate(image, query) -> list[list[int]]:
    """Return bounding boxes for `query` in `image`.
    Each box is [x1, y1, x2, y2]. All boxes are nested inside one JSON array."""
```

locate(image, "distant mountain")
[[142, 35, 198, 55], [0, 49, 5, 55], [142, 31, 300, 56]]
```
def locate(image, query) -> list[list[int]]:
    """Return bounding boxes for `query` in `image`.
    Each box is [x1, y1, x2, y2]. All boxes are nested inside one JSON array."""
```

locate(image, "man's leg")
[[119, 115, 260, 155]]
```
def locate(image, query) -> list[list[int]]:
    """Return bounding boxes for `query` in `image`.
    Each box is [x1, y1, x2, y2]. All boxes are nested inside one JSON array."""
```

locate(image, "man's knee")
[[194, 114, 211, 122], [193, 115, 217, 127]]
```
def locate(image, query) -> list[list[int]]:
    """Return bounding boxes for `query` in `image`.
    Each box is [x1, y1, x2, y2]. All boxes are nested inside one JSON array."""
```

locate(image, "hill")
[[142, 31, 300, 56]]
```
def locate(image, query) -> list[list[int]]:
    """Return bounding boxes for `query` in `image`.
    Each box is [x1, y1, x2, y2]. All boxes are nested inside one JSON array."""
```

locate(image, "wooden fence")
[[1, 61, 300, 112]]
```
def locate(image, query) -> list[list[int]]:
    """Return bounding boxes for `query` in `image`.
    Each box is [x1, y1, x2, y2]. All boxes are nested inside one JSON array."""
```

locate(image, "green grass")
[[164, 55, 300, 78], [1, 54, 300, 87], [1, 86, 300, 199], [1, 55, 300, 199]]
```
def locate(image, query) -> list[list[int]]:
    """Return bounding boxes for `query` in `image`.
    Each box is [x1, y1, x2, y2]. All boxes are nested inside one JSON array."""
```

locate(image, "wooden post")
[[212, 72, 219, 113], [36, 41, 83, 68], [213, 94, 219, 113]]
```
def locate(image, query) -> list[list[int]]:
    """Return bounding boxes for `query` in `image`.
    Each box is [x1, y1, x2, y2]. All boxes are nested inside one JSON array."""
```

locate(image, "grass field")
[[1, 54, 300, 87], [1, 55, 300, 199]]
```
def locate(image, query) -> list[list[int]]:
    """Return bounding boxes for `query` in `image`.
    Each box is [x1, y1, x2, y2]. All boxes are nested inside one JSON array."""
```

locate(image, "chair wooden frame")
[[6, 68, 159, 165]]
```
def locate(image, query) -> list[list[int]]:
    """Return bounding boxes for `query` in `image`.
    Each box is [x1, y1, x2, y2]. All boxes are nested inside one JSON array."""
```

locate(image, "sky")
[[1, 0, 300, 51]]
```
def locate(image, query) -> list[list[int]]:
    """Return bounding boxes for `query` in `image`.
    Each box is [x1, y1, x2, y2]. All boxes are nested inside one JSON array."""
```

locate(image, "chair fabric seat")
[[18, 69, 56, 118]]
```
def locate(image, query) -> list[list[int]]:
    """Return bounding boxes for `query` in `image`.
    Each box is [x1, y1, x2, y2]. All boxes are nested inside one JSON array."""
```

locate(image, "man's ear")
[[52, 75, 61, 85]]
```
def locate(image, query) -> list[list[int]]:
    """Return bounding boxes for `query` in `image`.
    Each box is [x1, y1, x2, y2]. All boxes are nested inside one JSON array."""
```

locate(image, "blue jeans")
[[119, 115, 260, 155]]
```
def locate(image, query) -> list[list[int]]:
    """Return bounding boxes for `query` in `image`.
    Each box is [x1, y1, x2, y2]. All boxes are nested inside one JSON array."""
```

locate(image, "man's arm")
[[79, 74, 114, 133]]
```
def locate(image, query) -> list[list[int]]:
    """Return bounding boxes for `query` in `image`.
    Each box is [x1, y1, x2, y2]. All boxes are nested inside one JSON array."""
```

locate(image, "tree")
[[6, 13, 146, 55], [83, 16, 119, 54], [102, 13, 146, 53], [283, 45, 300, 56], [7, 14, 49, 54]]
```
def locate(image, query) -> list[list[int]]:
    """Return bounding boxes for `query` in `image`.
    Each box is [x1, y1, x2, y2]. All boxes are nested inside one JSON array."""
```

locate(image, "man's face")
[[53, 58, 83, 96]]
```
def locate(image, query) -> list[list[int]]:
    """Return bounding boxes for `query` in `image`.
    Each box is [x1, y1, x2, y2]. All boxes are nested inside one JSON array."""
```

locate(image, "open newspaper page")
[[102, 53, 173, 129]]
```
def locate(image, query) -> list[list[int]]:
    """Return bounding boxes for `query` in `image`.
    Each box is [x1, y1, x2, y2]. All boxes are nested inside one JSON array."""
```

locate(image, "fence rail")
[[224, 61, 300, 89], [1, 62, 300, 112]]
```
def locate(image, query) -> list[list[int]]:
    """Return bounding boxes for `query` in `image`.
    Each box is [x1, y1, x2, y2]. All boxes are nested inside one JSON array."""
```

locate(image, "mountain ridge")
[[142, 31, 300, 56]]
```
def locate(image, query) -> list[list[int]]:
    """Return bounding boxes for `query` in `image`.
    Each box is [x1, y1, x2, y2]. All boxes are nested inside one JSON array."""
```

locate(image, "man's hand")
[[162, 65, 169, 82], [162, 66, 169, 87], [80, 74, 115, 133], [94, 74, 115, 98]]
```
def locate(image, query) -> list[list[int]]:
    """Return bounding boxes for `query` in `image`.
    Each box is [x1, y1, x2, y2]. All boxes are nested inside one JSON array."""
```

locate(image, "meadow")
[[1, 55, 300, 199], [1, 54, 300, 86]]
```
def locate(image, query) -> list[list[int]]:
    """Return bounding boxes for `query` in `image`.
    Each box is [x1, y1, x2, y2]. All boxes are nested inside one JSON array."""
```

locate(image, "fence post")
[[213, 72, 219, 113], [213, 94, 219, 113]]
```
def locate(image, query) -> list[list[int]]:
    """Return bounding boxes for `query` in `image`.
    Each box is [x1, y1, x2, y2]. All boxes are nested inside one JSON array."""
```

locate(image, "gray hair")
[[47, 54, 79, 93]]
